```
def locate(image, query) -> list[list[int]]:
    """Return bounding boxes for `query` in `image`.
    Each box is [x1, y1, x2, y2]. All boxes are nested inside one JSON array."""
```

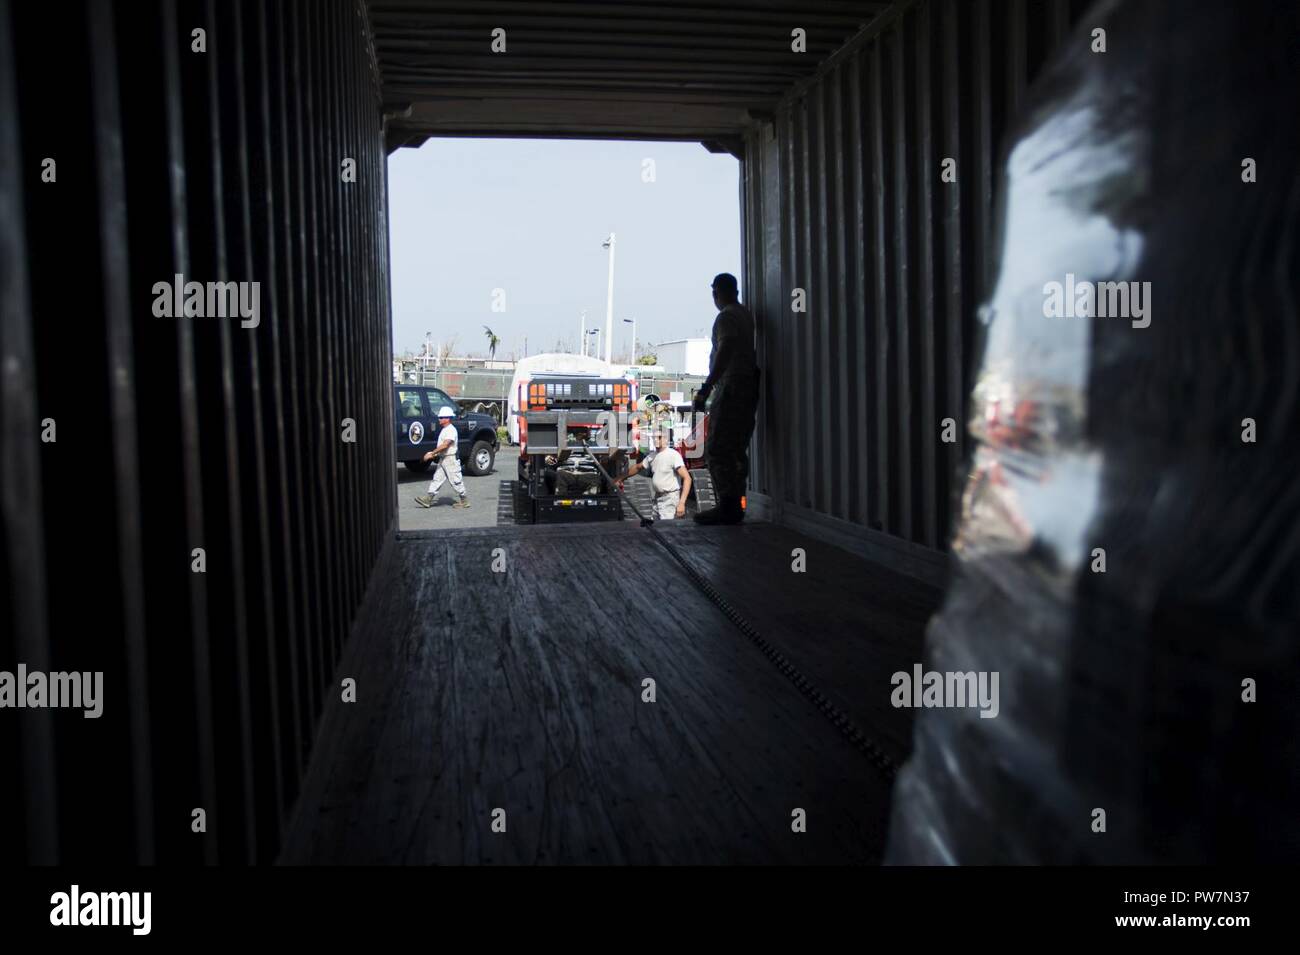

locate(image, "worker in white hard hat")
[[414, 406, 469, 508]]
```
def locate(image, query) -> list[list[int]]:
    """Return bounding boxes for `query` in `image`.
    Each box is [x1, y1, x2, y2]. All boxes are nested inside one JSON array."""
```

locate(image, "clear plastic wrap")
[[885, 0, 1300, 864]]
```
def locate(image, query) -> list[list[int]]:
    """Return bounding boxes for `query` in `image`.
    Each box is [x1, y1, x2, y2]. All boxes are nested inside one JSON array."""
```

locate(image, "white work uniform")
[[641, 447, 685, 520], [427, 423, 466, 498]]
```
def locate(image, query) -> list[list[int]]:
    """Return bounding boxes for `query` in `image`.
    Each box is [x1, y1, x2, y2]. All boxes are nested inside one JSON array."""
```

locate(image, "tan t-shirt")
[[434, 423, 458, 461], [642, 447, 685, 496]]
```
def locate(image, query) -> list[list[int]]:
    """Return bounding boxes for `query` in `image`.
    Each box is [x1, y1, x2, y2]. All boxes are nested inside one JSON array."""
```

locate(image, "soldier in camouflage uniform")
[[693, 273, 759, 525]]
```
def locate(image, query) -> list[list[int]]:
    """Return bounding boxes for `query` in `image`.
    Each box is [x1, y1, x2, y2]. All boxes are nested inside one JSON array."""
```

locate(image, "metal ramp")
[[621, 474, 656, 519], [690, 468, 716, 511]]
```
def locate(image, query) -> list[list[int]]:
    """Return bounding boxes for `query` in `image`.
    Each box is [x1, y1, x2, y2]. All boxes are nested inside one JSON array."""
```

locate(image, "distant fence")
[[635, 375, 708, 402], [394, 367, 707, 424]]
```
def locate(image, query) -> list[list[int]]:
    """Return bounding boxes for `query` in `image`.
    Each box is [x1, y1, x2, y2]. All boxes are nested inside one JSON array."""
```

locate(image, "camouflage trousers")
[[704, 372, 759, 501]]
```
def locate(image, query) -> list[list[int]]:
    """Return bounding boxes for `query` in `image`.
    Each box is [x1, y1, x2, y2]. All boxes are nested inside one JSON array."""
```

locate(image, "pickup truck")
[[394, 383, 499, 475]]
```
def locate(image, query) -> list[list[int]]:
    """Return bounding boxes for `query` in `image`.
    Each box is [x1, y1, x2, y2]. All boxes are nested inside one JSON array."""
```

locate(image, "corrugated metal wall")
[[0, 0, 391, 864], [745, 0, 1089, 556]]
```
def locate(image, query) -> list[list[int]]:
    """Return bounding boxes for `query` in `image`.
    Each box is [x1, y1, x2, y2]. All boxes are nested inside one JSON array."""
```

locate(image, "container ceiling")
[[365, 0, 894, 150]]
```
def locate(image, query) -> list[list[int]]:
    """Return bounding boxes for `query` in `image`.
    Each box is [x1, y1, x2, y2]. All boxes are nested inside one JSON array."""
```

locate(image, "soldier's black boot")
[[694, 496, 745, 525]]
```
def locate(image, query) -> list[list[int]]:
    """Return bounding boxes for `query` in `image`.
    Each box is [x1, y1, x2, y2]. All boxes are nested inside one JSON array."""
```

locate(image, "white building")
[[654, 338, 711, 376]]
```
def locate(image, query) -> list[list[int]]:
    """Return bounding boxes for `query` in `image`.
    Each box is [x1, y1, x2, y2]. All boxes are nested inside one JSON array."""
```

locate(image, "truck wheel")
[[466, 440, 495, 476], [403, 459, 431, 473]]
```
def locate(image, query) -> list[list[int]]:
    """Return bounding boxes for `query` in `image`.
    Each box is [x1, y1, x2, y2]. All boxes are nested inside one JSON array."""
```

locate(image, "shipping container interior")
[[3, 0, 1295, 866]]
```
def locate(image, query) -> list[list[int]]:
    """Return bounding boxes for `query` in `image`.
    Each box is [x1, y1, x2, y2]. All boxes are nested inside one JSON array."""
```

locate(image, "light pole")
[[586, 327, 599, 358], [601, 233, 616, 365], [623, 317, 635, 364], [579, 309, 587, 356]]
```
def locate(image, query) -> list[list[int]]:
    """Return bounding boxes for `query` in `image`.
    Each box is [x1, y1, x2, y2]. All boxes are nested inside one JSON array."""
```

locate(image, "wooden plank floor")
[[279, 520, 942, 864], [652, 521, 944, 762]]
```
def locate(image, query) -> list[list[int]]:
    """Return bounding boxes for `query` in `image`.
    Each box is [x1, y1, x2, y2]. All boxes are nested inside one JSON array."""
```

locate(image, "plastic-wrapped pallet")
[[885, 0, 1300, 864]]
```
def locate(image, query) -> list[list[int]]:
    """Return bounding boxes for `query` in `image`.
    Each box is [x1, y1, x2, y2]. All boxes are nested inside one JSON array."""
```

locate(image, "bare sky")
[[386, 138, 741, 362]]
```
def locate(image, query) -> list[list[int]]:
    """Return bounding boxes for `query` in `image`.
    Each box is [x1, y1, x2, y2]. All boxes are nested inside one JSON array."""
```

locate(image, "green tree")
[[483, 325, 501, 361]]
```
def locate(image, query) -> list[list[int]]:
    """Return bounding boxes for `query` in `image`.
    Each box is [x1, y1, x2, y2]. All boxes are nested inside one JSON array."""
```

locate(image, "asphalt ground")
[[396, 446, 708, 531], [396, 446, 518, 530]]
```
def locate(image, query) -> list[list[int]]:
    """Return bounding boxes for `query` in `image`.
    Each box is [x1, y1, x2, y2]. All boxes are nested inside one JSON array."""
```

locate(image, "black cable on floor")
[[582, 440, 900, 782]]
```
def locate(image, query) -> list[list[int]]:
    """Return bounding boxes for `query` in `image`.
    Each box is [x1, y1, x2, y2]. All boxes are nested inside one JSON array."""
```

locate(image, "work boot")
[[693, 496, 744, 525], [453, 496, 471, 508], [414, 494, 434, 508]]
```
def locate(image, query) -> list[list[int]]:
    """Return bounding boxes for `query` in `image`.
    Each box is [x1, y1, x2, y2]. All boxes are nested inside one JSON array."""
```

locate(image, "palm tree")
[[483, 325, 501, 361]]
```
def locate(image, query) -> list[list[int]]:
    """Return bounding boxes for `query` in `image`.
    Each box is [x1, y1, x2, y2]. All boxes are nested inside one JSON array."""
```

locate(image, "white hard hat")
[[438, 406, 455, 418]]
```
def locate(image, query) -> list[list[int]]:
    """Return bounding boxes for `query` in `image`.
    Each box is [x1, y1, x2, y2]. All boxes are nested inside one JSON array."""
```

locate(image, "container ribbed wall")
[[745, 0, 1088, 553], [0, 0, 391, 864]]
